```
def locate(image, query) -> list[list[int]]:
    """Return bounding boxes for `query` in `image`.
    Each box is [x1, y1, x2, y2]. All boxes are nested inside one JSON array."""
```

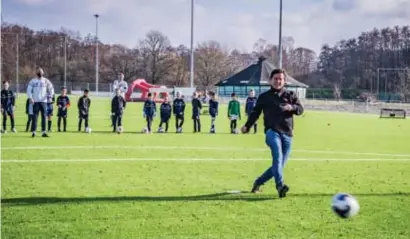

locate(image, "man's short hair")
[[61, 86, 67, 90], [2, 80, 9, 84], [208, 91, 215, 97], [147, 93, 152, 97], [249, 89, 254, 92], [83, 89, 89, 93], [231, 92, 236, 97], [270, 68, 287, 79]]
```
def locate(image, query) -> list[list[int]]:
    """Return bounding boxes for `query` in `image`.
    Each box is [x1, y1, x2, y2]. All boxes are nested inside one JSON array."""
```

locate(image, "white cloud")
[[6, 0, 410, 54]]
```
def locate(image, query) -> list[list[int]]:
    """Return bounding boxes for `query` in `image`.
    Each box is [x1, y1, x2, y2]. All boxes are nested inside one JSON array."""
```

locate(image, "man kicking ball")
[[241, 68, 304, 198]]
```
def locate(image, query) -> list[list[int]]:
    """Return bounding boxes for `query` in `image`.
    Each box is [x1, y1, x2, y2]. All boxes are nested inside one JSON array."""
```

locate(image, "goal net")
[[380, 108, 406, 119]]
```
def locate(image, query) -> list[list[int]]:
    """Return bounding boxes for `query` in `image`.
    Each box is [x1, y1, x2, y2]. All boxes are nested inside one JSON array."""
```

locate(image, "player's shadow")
[[2, 192, 409, 207]]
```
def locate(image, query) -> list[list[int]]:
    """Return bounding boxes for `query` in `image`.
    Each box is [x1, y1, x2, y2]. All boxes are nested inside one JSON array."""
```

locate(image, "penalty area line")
[[2, 158, 410, 163]]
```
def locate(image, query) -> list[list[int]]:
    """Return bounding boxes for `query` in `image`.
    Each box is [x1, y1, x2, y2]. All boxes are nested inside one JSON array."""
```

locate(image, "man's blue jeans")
[[31, 102, 47, 133], [255, 129, 293, 189]]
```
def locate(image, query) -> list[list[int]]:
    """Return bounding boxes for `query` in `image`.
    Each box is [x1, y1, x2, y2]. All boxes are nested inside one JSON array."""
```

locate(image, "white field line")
[[2, 145, 410, 158], [2, 157, 410, 163]]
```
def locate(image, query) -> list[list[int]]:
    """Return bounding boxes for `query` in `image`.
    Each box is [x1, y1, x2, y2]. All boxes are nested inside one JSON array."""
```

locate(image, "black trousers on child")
[[2, 110, 15, 131], [175, 114, 184, 130], [78, 114, 89, 131], [230, 120, 238, 132], [193, 116, 201, 132], [159, 118, 170, 132], [112, 113, 123, 132], [57, 116, 67, 131], [146, 115, 153, 132], [26, 114, 33, 131]]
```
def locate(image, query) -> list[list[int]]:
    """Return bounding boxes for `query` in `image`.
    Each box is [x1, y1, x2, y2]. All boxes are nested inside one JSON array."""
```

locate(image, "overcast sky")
[[3, 0, 410, 53]]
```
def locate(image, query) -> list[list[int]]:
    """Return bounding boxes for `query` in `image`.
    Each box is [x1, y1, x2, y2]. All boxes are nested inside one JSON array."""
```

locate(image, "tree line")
[[1, 23, 410, 101]]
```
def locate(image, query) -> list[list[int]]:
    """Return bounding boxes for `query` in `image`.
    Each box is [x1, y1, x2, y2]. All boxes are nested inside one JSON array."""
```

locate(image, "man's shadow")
[[2, 192, 409, 207]]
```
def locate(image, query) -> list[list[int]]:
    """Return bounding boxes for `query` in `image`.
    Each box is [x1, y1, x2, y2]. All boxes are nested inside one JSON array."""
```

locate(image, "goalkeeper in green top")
[[227, 92, 241, 134]]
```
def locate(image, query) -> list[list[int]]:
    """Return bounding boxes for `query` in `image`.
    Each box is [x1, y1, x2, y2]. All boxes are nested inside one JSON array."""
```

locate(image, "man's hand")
[[58, 105, 62, 108], [29, 98, 34, 104], [241, 125, 248, 134], [282, 104, 293, 111]]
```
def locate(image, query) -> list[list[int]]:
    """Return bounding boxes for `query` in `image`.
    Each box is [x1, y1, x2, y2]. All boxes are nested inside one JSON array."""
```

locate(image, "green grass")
[[2, 96, 410, 239]]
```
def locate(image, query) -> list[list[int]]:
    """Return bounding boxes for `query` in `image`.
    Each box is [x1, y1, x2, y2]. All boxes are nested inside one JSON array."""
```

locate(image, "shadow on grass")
[[2, 192, 409, 206]]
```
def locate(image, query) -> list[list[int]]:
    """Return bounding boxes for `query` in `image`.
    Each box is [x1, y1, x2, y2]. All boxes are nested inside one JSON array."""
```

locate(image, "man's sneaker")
[[278, 185, 289, 198], [251, 181, 262, 193], [42, 133, 49, 137], [1, 130, 7, 134], [12, 128, 17, 133], [31, 132, 36, 138]]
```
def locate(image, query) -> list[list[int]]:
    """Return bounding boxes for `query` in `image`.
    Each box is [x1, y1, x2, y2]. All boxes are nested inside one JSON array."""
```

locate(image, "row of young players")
[[2, 81, 258, 134], [24, 87, 91, 133], [1, 80, 90, 134], [111, 88, 258, 134]]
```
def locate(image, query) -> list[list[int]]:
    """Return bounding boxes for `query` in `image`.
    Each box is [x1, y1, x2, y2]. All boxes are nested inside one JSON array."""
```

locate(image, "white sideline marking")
[[2, 157, 410, 163], [2, 145, 410, 158]]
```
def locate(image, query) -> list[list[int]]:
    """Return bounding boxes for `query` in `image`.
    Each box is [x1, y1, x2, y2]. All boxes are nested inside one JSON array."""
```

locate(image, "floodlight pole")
[[64, 36, 67, 88], [94, 14, 100, 95], [189, 0, 195, 88], [16, 33, 20, 94], [278, 0, 283, 69]]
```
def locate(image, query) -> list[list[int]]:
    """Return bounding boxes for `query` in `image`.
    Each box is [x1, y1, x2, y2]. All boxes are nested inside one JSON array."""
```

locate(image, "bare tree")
[[138, 30, 175, 85], [195, 41, 230, 89]]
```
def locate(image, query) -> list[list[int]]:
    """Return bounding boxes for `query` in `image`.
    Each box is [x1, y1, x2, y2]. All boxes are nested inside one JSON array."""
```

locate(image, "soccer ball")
[[142, 127, 149, 133], [85, 127, 92, 134], [233, 128, 239, 134], [331, 193, 360, 218], [117, 126, 123, 134]]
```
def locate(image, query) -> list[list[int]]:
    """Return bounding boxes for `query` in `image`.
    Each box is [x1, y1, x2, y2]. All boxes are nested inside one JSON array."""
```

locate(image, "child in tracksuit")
[[208, 91, 218, 133], [173, 91, 185, 133], [1, 80, 16, 133], [228, 92, 241, 134], [25, 98, 33, 132], [192, 92, 202, 133], [245, 89, 258, 133], [143, 93, 156, 133], [111, 88, 126, 133], [56, 87, 70, 132], [158, 96, 172, 133], [78, 89, 91, 132], [46, 93, 55, 132]]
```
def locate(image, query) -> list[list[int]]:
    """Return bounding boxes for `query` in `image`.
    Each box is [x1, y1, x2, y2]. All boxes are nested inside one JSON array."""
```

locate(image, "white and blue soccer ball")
[[142, 127, 149, 133], [331, 193, 360, 218], [234, 128, 239, 134], [117, 126, 123, 134], [85, 127, 92, 134]]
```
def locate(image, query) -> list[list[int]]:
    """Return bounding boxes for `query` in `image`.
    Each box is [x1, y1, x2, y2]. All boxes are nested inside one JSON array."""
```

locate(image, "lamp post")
[[278, 0, 283, 69], [189, 0, 195, 88], [94, 14, 99, 95]]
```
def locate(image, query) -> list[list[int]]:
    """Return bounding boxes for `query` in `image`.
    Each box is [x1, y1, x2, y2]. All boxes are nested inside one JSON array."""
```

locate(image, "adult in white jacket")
[[112, 72, 128, 98], [26, 68, 55, 137]]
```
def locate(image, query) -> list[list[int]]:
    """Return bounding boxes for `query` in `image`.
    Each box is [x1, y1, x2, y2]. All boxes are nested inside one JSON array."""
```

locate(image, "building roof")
[[215, 56, 309, 88]]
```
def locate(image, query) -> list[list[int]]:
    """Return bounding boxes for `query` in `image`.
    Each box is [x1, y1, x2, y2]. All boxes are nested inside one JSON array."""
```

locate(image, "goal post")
[[379, 108, 406, 119]]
